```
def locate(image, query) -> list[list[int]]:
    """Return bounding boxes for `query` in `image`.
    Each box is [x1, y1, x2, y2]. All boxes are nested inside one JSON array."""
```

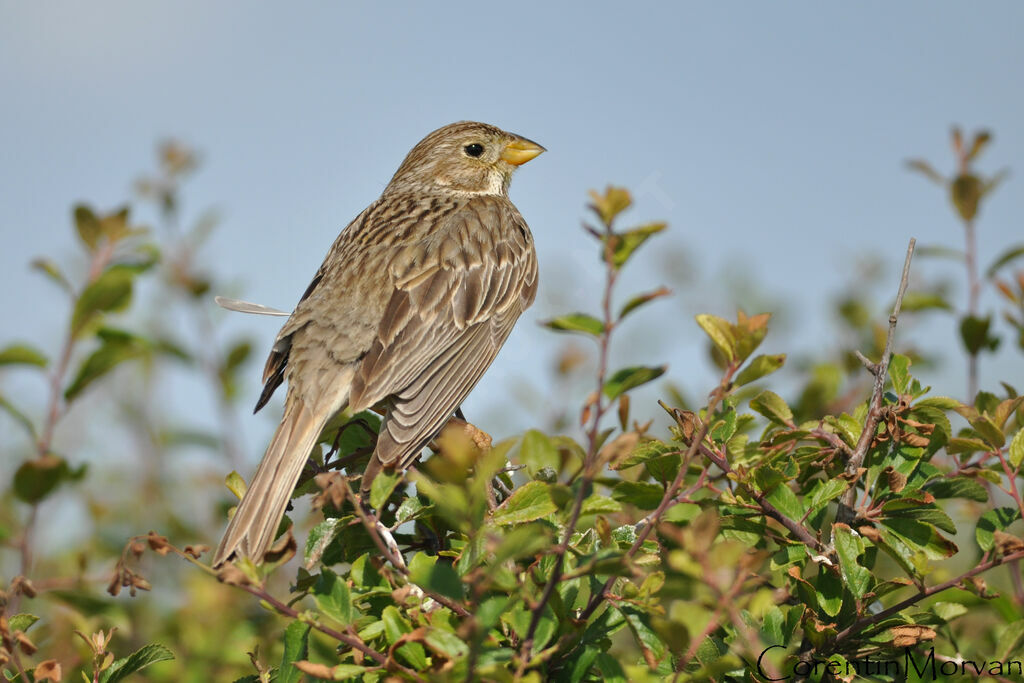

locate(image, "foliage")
[[2, 134, 1024, 682]]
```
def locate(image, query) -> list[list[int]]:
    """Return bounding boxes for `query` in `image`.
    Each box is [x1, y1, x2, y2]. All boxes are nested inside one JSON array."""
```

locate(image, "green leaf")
[[13, 456, 73, 503], [409, 552, 463, 601], [74, 204, 103, 250], [924, 477, 988, 502], [749, 390, 793, 426], [100, 643, 174, 683], [304, 518, 346, 568], [580, 494, 622, 515], [491, 481, 557, 525], [594, 653, 628, 683], [0, 395, 37, 439], [71, 266, 135, 337], [881, 499, 957, 535], [915, 396, 962, 411], [542, 313, 605, 336], [381, 606, 427, 669], [394, 497, 427, 525], [735, 353, 786, 386], [976, 507, 1021, 551], [620, 606, 667, 664], [695, 314, 736, 362], [1009, 429, 1024, 469], [275, 621, 310, 683], [611, 481, 664, 510], [603, 365, 666, 400], [905, 159, 945, 184], [64, 330, 149, 400], [764, 480, 804, 523], [959, 314, 999, 355], [808, 478, 849, 513], [931, 601, 968, 622], [899, 292, 953, 312], [603, 222, 667, 269], [951, 173, 983, 222], [619, 286, 671, 320], [970, 414, 1005, 449], [946, 437, 992, 455], [816, 569, 843, 617], [519, 429, 560, 478], [424, 627, 469, 660], [349, 553, 386, 590], [31, 257, 73, 293], [613, 439, 677, 470], [888, 354, 911, 394], [996, 620, 1024, 661], [314, 569, 354, 626], [589, 186, 632, 225], [834, 525, 872, 599], [0, 344, 48, 368], [7, 614, 40, 633], [986, 244, 1024, 278], [369, 469, 402, 509]]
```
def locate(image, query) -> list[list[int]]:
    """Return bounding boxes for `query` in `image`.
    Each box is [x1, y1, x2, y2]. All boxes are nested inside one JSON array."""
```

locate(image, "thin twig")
[[578, 372, 736, 623], [698, 443, 824, 551], [342, 478, 472, 618], [837, 238, 916, 524], [518, 218, 620, 663], [964, 218, 979, 400]]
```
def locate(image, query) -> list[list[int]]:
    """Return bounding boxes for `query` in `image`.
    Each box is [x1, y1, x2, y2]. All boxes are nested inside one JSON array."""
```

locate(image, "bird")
[[213, 121, 544, 567]]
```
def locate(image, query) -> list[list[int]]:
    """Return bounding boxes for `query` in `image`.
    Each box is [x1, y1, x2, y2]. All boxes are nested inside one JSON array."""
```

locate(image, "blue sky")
[[2, 3, 1023, 460]]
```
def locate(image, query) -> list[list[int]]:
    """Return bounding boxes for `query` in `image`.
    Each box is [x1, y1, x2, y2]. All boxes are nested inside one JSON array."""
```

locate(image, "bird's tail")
[[213, 397, 326, 567]]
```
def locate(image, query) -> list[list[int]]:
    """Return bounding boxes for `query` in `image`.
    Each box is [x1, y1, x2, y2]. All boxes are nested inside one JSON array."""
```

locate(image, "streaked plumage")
[[213, 122, 543, 566]]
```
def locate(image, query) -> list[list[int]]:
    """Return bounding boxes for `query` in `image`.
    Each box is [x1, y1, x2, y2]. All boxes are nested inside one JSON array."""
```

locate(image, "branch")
[[698, 443, 824, 551], [519, 218, 620, 661], [578, 370, 736, 623], [837, 238, 916, 524], [832, 549, 1024, 646], [341, 479, 472, 618]]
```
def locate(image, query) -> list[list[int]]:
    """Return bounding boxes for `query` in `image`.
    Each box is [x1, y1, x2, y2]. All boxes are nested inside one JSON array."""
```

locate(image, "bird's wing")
[[253, 269, 325, 411], [349, 198, 537, 467]]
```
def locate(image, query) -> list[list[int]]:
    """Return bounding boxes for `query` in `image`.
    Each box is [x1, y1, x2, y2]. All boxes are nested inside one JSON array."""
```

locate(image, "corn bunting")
[[213, 121, 544, 566]]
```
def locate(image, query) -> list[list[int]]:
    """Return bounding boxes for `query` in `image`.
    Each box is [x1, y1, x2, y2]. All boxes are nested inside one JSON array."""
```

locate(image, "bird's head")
[[386, 121, 545, 196]]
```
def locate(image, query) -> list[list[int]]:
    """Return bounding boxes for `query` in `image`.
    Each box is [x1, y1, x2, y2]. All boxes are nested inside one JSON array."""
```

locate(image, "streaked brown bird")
[[213, 121, 544, 566]]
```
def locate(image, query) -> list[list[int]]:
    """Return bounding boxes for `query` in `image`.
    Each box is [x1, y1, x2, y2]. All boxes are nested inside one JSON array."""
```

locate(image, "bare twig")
[[837, 238, 916, 524], [964, 218, 980, 399]]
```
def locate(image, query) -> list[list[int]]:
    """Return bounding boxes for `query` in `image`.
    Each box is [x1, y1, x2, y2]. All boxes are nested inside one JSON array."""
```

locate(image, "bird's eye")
[[464, 143, 485, 158]]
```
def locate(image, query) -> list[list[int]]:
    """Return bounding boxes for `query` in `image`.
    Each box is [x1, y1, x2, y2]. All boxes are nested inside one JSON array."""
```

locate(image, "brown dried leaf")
[[34, 660, 62, 682], [15, 630, 37, 655], [598, 431, 640, 469], [313, 471, 348, 510], [183, 544, 209, 559], [216, 563, 252, 587], [993, 530, 1024, 556], [884, 467, 907, 493], [890, 624, 936, 647], [10, 575, 37, 599], [263, 528, 296, 565], [146, 531, 172, 555], [293, 661, 335, 678]]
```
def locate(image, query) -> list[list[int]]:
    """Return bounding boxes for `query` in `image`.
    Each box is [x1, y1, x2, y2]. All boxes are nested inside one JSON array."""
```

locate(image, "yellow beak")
[[501, 138, 546, 166]]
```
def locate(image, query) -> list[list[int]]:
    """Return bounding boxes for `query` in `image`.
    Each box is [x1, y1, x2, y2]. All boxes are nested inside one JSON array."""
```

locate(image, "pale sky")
[[2, 3, 1023, 464]]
